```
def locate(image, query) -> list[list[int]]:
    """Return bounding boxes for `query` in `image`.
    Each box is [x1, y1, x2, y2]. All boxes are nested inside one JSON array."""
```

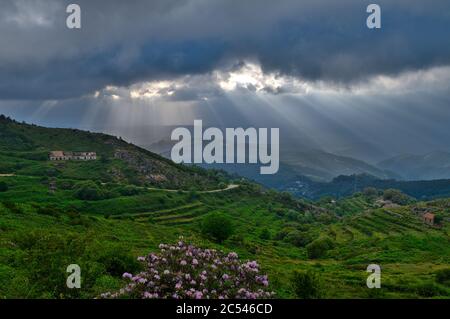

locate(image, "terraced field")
[[337, 208, 434, 240], [110, 202, 212, 226]]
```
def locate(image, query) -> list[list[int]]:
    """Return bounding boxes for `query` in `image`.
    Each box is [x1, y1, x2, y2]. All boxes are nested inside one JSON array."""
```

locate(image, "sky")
[[0, 0, 450, 162]]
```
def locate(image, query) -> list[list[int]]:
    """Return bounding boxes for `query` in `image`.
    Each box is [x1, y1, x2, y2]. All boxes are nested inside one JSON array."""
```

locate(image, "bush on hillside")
[[36, 205, 61, 217], [292, 270, 323, 299], [73, 181, 105, 201], [0, 181, 8, 192], [434, 214, 444, 226], [383, 189, 412, 205], [97, 248, 141, 277], [435, 268, 450, 286], [118, 185, 141, 196], [259, 228, 271, 240], [284, 231, 313, 248], [363, 187, 379, 198], [200, 213, 234, 243], [306, 237, 334, 259], [274, 228, 291, 241], [100, 240, 274, 299], [2, 201, 22, 214], [415, 282, 446, 297]]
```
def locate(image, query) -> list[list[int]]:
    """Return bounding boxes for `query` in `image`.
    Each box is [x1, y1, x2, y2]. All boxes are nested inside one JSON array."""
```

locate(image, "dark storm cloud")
[[0, 0, 450, 99]]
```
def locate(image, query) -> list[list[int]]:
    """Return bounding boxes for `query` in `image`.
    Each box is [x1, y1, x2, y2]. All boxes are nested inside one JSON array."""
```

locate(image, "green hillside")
[[0, 116, 449, 299], [0, 115, 227, 190]]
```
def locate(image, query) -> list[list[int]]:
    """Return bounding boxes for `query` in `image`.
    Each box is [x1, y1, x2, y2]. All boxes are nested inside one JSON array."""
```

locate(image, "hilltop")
[[0, 115, 227, 190]]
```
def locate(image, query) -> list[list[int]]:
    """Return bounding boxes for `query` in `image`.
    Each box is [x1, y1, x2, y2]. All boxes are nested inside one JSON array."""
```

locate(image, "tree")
[[200, 213, 234, 243], [434, 214, 444, 226], [383, 189, 411, 205], [259, 228, 271, 240], [292, 270, 323, 299], [363, 187, 378, 198], [306, 237, 334, 259], [74, 181, 104, 200], [284, 231, 312, 248], [435, 268, 450, 285]]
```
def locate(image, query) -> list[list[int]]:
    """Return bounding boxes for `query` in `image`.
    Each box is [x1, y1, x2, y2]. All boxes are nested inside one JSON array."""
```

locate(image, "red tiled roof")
[[49, 151, 64, 157]]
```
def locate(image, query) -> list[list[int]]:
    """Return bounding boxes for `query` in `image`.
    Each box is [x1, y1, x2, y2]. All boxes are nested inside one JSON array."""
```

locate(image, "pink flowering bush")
[[100, 240, 274, 299]]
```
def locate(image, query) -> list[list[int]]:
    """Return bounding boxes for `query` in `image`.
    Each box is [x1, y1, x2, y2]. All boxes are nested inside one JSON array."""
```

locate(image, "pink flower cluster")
[[100, 239, 274, 299]]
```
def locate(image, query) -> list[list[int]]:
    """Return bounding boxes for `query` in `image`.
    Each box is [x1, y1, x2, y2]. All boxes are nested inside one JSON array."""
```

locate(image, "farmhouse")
[[49, 151, 97, 161], [422, 212, 435, 226]]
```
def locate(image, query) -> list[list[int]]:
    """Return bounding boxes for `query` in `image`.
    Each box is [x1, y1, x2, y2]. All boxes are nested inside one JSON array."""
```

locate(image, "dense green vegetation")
[[0, 116, 449, 299], [286, 173, 450, 200]]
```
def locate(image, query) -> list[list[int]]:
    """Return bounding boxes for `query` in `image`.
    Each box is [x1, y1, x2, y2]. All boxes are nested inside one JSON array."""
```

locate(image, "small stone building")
[[49, 151, 97, 161], [422, 212, 435, 226]]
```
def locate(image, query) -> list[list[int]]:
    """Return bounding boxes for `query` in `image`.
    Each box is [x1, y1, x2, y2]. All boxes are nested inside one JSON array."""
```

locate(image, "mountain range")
[[378, 151, 450, 181], [147, 136, 450, 200]]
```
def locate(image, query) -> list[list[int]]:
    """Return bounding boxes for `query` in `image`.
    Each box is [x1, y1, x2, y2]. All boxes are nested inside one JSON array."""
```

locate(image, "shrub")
[[434, 214, 444, 226], [415, 282, 446, 297], [118, 185, 141, 196], [2, 202, 22, 214], [274, 228, 290, 241], [100, 240, 274, 299], [97, 249, 141, 277], [383, 189, 412, 205], [0, 181, 8, 192], [200, 213, 234, 243], [74, 181, 104, 200], [363, 187, 379, 198], [58, 180, 75, 190], [306, 237, 334, 259], [259, 228, 271, 240], [36, 206, 60, 217], [229, 234, 245, 246], [292, 270, 323, 299], [284, 231, 312, 248], [435, 268, 450, 286]]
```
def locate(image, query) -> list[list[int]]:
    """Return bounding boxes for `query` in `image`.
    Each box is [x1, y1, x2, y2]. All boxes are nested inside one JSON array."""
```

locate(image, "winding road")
[[147, 184, 240, 193]]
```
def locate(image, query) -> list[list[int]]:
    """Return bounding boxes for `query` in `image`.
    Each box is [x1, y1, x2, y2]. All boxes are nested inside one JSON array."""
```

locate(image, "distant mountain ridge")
[[281, 149, 396, 182], [378, 151, 450, 181], [146, 138, 450, 200], [148, 138, 398, 183]]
